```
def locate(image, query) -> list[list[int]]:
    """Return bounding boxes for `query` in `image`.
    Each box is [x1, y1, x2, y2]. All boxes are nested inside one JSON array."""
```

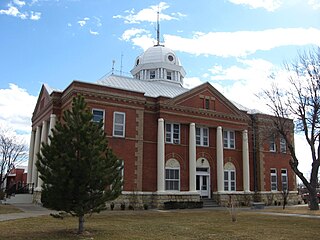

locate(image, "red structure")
[[27, 44, 298, 207]]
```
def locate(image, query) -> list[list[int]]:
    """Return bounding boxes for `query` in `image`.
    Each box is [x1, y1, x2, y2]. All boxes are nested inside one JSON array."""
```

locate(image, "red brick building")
[[27, 44, 298, 207]]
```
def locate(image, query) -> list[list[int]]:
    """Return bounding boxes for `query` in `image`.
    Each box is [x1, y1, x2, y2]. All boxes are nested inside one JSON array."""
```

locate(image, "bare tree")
[[0, 127, 28, 192], [262, 48, 320, 210]]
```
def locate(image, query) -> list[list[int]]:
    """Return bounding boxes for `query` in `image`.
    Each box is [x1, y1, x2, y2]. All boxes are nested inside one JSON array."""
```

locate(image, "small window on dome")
[[168, 55, 174, 62], [136, 59, 140, 66], [150, 70, 156, 79], [167, 71, 172, 80]]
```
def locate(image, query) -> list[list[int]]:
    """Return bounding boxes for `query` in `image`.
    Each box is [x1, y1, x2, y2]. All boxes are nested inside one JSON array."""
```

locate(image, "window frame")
[[166, 71, 172, 80], [280, 137, 286, 153], [113, 112, 126, 138], [196, 126, 209, 147], [165, 123, 180, 144], [92, 109, 105, 127], [165, 168, 180, 191], [224, 169, 236, 191], [223, 130, 235, 149], [270, 168, 277, 191], [149, 69, 156, 79], [281, 169, 288, 191], [269, 135, 276, 152]]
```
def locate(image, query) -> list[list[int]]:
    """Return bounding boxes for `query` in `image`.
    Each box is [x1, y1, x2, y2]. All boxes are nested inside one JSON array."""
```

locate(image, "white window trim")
[[223, 130, 235, 149], [271, 168, 277, 191], [224, 169, 236, 192], [113, 112, 126, 138], [165, 123, 180, 144], [196, 127, 209, 147], [165, 167, 180, 191], [149, 69, 156, 79]]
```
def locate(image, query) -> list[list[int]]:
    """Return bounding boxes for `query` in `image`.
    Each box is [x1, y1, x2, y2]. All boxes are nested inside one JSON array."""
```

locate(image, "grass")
[[0, 207, 319, 240], [0, 204, 22, 214]]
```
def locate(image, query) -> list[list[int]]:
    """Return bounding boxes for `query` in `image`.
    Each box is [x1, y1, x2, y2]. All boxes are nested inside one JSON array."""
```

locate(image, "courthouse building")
[[27, 43, 298, 207]]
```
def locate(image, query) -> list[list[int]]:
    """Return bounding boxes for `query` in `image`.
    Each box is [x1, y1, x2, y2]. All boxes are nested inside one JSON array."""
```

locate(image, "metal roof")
[[97, 74, 189, 98]]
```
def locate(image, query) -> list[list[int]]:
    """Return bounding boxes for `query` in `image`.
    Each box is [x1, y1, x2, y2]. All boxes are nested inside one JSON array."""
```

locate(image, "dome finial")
[[156, 6, 161, 46]]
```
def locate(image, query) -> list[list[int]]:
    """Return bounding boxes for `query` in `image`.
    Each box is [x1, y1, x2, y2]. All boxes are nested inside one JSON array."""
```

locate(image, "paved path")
[[0, 203, 54, 222], [1, 203, 320, 222]]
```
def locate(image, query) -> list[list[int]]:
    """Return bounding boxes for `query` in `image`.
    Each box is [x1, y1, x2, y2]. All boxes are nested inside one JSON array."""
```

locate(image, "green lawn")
[[0, 208, 318, 240]]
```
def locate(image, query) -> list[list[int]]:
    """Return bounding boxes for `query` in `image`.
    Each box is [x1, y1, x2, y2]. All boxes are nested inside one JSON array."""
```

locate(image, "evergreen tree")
[[36, 95, 123, 234]]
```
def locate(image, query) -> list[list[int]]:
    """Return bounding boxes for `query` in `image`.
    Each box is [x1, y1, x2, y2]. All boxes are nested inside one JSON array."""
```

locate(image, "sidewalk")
[[0, 203, 54, 222]]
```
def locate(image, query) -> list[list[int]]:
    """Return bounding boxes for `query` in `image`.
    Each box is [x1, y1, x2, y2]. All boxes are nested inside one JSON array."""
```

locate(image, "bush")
[[143, 204, 149, 210], [164, 201, 203, 210], [120, 203, 125, 210]]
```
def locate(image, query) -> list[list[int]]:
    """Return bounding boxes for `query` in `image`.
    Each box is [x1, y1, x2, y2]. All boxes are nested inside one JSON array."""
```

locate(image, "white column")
[[189, 123, 196, 192], [36, 121, 48, 190], [31, 126, 41, 187], [27, 130, 36, 184], [216, 126, 224, 192], [47, 114, 57, 144], [157, 118, 165, 192], [242, 130, 250, 192]]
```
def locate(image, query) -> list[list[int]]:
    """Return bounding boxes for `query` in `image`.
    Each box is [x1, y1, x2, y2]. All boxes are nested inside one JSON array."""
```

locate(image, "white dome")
[[130, 45, 186, 87], [135, 45, 181, 67]]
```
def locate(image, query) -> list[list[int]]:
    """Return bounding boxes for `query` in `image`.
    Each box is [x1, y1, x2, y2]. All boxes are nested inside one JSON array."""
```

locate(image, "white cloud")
[[13, 0, 26, 7], [30, 11, 41, 20], [78, 20, 86, 27], [121, 27, 320, 57], [228, 0, 282, 11], [0, 84, 37, 135], [121, 28, 150, 41], [183, 77, 204, 89], [89, 29, 99, 35], [308, 0, 320, 9], [0, 6, 27, 19], [113, 2, 185, 24], [0, 1, 41, 20], [165, 28, 320, 57]]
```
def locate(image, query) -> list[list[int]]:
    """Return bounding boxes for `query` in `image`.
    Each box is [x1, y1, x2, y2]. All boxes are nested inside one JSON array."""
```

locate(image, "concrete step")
[[201, 198, 220, 208], [4, 194, 33, 204]]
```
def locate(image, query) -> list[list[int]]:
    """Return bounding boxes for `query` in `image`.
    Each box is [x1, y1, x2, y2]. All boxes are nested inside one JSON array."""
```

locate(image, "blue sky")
[[1, 0, 320, 175]]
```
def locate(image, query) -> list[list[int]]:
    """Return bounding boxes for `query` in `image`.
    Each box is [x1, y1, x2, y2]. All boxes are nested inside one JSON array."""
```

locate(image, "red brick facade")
[[29, 80, 297, 206]]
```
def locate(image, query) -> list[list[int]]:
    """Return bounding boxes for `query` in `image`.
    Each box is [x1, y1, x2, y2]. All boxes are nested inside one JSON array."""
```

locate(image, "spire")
[[156, 8, 160, 46]]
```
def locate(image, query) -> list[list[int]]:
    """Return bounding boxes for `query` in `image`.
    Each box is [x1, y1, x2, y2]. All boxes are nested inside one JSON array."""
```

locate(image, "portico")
[[156, 118, 250, 197]]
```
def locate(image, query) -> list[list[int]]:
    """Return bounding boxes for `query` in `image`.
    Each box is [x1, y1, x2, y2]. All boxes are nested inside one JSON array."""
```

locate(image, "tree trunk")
[[78, 215, 85, 234], [309, 190, 319, 210]]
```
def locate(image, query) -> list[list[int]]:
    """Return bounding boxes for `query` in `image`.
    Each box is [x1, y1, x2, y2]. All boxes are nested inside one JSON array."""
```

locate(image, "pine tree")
[[36, 95, 123, 234]]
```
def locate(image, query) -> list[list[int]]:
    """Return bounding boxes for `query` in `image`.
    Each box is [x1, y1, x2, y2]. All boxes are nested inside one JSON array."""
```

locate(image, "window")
[[280, 137, 286, 153], [167, 71, 172, 80], [281, 169, 288, 191], [92, 109, 104, 124], [149, 70, 156, 79], [166, 123, 180, 144], [224, 170, 236, 191], [165, 159, 180, 191], [223, 130, 235, 149], [165, 168, 180, 191], [269, 135, 276, 152], [196, 127, 209, 146], [270, 169, 277, 191], [205, 99, 210, 109], [113, 112, 125, 137]]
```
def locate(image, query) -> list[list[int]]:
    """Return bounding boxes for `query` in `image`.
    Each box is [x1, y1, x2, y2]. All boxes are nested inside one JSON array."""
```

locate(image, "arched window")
[[165, 159, 180, 191], [224, 162, 236, 191]]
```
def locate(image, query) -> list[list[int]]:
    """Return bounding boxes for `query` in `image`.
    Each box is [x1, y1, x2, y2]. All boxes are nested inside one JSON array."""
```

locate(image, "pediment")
[[32, 84, 52, 117], [165, 82, 245, 117]]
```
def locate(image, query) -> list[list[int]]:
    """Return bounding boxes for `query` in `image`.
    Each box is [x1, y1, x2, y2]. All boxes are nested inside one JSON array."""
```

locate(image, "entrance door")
[[196, 174, 209, 198]]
